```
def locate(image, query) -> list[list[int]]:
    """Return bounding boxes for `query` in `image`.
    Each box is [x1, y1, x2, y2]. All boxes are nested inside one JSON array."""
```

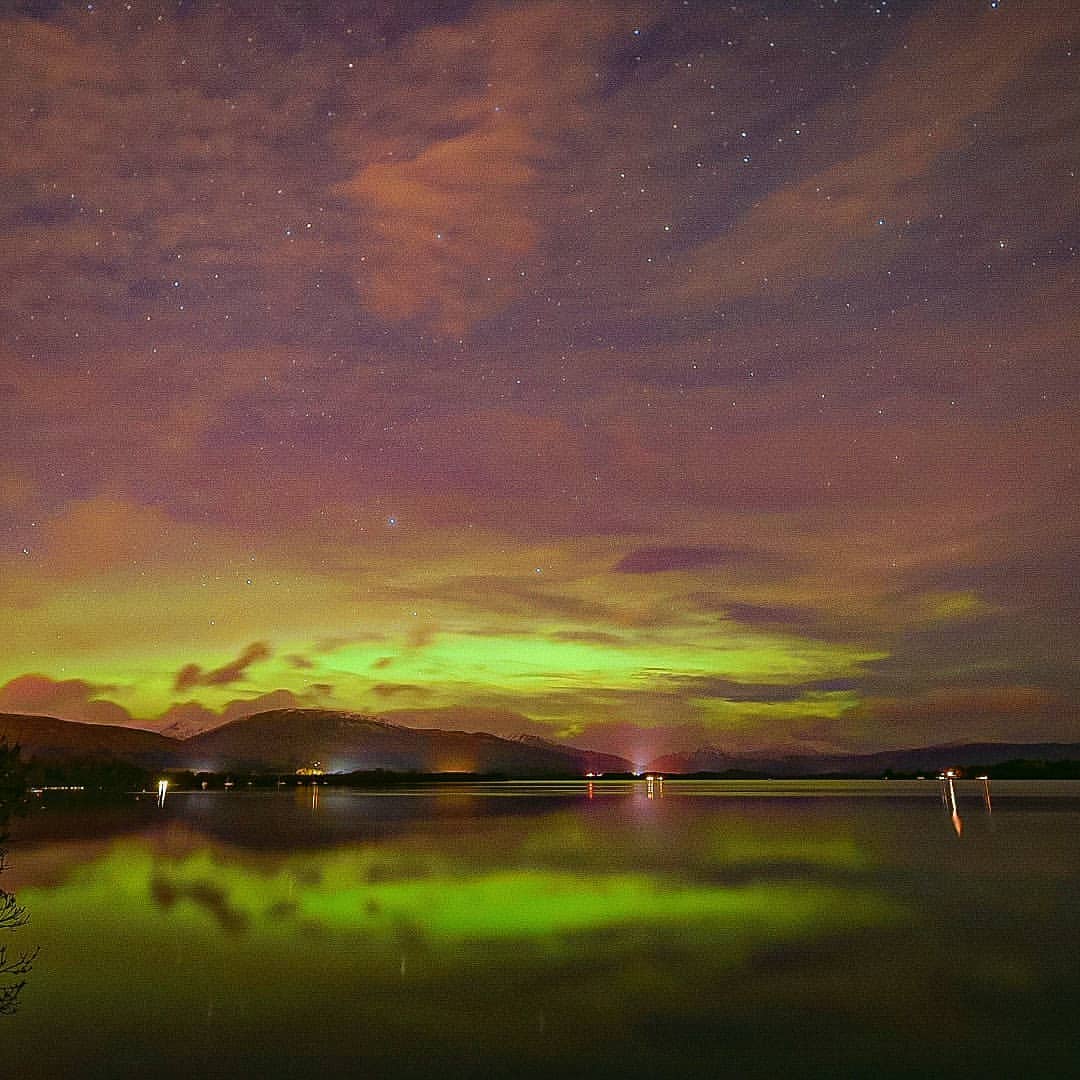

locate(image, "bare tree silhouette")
[[0, 739, 36, 1015]]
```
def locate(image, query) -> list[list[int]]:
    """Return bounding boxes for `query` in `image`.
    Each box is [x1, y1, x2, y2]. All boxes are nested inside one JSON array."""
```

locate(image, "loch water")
[[4, 780, 1079, 1079]]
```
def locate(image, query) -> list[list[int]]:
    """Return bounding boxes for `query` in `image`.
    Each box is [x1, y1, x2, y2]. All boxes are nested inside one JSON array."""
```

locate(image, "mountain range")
[[0, 709, 631, 776], [2, 709, 1078, 778], [646, 742, 1080, 777]]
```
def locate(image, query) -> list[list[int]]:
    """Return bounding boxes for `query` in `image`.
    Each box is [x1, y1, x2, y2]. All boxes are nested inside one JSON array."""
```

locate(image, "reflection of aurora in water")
[[6, 786, 1080, 1079], [31, 837, 895, 945]]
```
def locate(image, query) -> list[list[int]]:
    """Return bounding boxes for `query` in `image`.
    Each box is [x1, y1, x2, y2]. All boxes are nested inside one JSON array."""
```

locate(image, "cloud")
[[156, 689, 322, 738], [173, 642, 273, 692], [549, 630, 625, 646], [0, 466, 34, 511], [334, 1, 646, 333], [338, 123, 539, 334], [369, 683, 432, 700], [28, 496, 192, 579], [907, 544, 1080, 613], [0, 672, 334, 735], [313, 634, 389, 654], [0, 9, 353, 353], [665, 0, 1080, 309], [658, 674, 860, 704], [717, 602, 869, 644], [0, 673, 131, 726], [614, 546, 784, 575], [855, 685, 1061, 725], [796, 681, 1080, 753], [377, 706, 545, 737], [371, 575, 616, 624], [722, 602, 827, 632]]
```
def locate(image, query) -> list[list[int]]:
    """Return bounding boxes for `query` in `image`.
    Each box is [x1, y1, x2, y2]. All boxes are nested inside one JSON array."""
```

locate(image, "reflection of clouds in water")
[[26, 832, 901, 958], [12, 801, 896, 955], [150, 874, 250, 936], [266, 899, 300, 922]]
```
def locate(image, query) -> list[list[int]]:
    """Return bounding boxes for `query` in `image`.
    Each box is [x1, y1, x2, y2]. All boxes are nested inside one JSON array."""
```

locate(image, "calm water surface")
[[4, 780, 1079, 1078]]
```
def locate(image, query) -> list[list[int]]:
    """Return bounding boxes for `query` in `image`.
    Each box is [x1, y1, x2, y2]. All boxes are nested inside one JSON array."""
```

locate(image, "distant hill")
[[378, 706, 539, 735], [648, 741, 1080, 777], [0, 709, 633, 777], [511, 733, 631, 775], [0, 712, 181, 768], [182, 709, 634, 775], [157, 714, 231, 740]]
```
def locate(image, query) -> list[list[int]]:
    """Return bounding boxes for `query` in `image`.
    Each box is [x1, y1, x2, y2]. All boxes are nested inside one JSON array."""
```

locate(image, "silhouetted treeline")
[[160, 769, 534, 789], [880, 760, 1080, 780], [308, 769, 642, 785], [157, 769, 639, 788], [0, 742, 27, 823], [23, 758, 151, 792]]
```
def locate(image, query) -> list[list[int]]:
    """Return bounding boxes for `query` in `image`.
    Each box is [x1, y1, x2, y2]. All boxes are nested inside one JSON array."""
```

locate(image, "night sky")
[[2, 0, 1078, 760]]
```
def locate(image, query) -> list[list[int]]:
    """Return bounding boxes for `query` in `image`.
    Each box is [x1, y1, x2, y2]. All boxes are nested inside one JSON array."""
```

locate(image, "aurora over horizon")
[[2, 0, 1078, 760]]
